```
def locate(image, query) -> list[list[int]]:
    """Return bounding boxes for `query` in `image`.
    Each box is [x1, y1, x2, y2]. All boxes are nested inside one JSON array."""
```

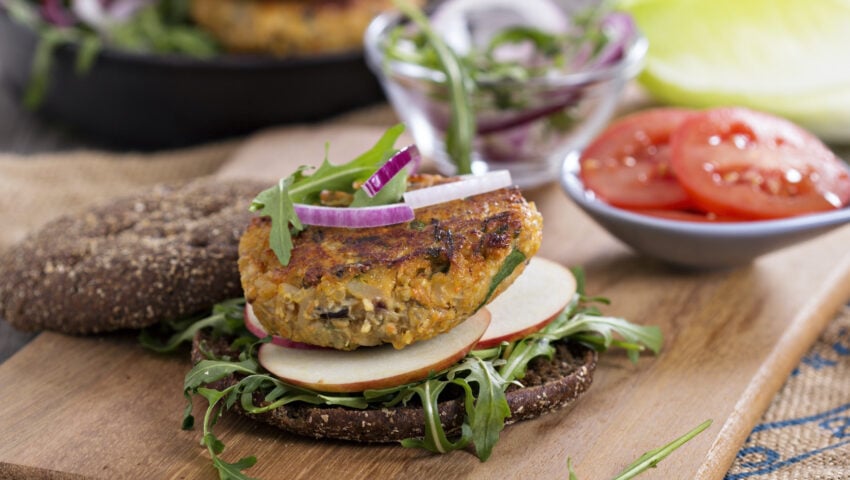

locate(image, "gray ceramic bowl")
[[560, 151, 850, 269]]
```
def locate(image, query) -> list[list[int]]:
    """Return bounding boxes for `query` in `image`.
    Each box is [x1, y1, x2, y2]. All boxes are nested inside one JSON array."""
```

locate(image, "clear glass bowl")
[[364, 10, 648, 188]]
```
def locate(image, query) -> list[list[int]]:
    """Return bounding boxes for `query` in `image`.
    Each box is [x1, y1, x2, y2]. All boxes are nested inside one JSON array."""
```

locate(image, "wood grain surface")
[[2, 132, 850, 479]]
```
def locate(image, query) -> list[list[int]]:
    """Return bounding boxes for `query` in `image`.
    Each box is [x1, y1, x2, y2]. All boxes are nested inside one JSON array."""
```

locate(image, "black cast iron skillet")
[[0, 12, 385, 150]]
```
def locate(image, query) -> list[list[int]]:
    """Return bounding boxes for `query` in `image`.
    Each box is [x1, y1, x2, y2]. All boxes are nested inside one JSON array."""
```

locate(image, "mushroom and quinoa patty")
[[238, 175, 543, 350]]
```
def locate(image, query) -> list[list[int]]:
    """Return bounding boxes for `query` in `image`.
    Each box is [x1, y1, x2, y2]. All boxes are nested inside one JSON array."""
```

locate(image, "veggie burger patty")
[[189, 0, 415, 55], [238, 175, 543, 350]]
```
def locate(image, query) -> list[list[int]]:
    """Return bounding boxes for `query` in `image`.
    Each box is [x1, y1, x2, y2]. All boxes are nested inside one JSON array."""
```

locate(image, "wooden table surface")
[[3, 63, 850, 479]]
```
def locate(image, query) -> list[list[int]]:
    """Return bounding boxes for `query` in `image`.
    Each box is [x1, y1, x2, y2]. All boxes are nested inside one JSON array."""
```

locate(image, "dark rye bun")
[[191, 329, 597, 443], [0, 178, 266, 334]]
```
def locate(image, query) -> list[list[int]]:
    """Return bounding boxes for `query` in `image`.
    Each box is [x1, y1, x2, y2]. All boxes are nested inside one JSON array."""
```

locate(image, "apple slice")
[[258, 308, 491, 393], [476, 257, 576, 349], [244, 304, 326, 350]]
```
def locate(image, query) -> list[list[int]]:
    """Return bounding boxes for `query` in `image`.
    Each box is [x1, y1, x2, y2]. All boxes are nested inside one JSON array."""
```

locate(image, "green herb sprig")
[[566, 419, 713, 479], [248, 124, 407, 266], [392, 0, 474, 174], [381, 0, 620, 171], [139, 298, 247, 353], [612, 419, 713, 480]]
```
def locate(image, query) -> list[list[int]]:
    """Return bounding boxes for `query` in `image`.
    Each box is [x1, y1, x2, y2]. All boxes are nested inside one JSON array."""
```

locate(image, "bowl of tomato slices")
[[561, 107, 850, 268]]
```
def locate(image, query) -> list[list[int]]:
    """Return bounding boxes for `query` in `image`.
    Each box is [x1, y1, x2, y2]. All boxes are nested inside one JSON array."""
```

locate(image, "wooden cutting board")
[[2, 127, 850, 480]]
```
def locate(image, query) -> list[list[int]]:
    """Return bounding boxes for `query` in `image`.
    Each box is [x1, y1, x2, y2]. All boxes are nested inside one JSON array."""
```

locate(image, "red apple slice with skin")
[[258, 308, 491, 393], [244, 304, 327, 350], [476, 256, 577, 349]]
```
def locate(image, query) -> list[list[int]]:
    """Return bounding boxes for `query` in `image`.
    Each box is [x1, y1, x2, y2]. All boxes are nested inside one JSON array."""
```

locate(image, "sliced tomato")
[[579, 108, 695, 210], [669, 108, 850, 220]]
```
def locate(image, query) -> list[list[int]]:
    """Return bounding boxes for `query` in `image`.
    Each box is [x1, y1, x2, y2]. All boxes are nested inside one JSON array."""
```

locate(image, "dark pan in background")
[[0, 12, 385, 150]]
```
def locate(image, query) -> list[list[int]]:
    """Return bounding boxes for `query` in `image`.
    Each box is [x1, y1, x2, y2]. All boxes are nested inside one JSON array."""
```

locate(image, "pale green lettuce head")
[[619, 0, 850, 143]]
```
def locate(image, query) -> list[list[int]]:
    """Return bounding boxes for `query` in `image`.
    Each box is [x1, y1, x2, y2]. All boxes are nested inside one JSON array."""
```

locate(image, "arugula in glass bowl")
[[364, 0, 645, 188]]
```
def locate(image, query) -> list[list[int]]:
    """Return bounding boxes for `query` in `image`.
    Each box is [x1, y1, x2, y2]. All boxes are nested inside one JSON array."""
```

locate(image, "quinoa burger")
[[180, 126, 660, 475]]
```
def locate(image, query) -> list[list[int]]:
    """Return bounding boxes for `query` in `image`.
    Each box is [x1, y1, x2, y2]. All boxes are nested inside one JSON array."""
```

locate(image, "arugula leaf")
[[400, 378, 471, 454], [249, 124, 406, 266], [567, 420, 712, 480], [185, 358, 259, 392], [546, 312, 663, 363], [611, 419, 713, 480], [140, 298, 246, 353], [393, 0, 474, 174], [479, 249, 526, 308], [198, 387, 259, 480], [498, 335, 555, 383], [567, 459, 579, 480], [289, 124, 405, 203], [487, 27, 562, 59], [451, 358, 510, 461], [249, 176, 302, 266], [3, 0, 41, 29]]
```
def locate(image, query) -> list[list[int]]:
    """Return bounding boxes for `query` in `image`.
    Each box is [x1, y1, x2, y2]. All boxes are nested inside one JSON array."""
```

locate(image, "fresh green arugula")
[[150, 271, 664, 478], [392, 0, 474, 175], [566, 419, 713, 479], [611, 419, 713, 480], [140, 298, 246, 353], [382, 0, 616, 169], [248, 124, 407, 266], [479, 249, 526, 308]]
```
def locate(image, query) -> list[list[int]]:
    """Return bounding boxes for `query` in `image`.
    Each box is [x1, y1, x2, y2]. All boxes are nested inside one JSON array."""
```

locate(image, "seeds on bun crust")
[[238, 178, 543, 350], [192, 329, 596, 442], [0, 178, 266, 334]]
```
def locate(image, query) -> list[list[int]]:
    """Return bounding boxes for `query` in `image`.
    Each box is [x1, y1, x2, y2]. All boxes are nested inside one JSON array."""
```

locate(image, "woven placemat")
[[0, 113, 848, 479], [725, 306, 850, 480], [0, 141, 237, 249]]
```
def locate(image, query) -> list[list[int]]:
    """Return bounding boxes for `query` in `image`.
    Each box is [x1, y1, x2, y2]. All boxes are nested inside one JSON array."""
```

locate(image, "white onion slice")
[[294, 203, 414, 228], [403, 170, 513, 209], [362, 145, 421, 197], [72, 0, 152, 29]]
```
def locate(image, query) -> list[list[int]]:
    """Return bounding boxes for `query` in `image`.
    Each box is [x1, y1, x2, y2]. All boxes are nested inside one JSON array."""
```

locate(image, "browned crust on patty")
[[239, 181, 543, 350], [192, 330, 597, 442], [0, 178, 266, 334]]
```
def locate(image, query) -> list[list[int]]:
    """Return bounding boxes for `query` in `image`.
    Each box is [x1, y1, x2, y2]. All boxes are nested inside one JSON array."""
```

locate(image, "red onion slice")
[[41, 0, 76, 27], [362, 145, 421, 197], [589, 12, 636, 69], [294, 203, 414, 228], [403, 170, 513, 209]]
